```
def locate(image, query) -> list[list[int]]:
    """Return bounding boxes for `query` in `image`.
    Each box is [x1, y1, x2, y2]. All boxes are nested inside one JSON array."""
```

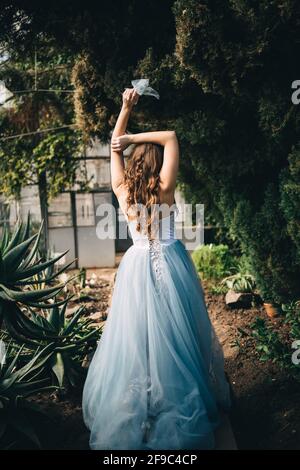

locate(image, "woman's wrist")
[[128, 134, 135, 144], [121, 103, 133, 113]]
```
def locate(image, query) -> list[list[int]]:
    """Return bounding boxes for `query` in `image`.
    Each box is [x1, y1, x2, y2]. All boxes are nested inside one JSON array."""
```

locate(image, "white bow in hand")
[[131, 78, 160, 100]]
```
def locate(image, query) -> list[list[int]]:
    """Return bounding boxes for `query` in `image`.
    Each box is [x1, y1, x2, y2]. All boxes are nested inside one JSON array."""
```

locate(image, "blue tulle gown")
[[82, 207, 231, 450]]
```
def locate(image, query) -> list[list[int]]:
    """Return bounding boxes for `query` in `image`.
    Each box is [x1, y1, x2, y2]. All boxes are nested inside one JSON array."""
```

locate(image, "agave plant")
[[0, 214, 75, 332], [221, 272, 256, 293], [0, 343, 57, 449], [33, 300, 100, 388], [0, 215, 102, 448], [5, 298, 100, 388]]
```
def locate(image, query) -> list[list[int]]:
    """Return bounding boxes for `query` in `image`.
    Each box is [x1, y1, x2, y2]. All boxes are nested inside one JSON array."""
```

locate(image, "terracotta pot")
[[263, 302, 280, 318]]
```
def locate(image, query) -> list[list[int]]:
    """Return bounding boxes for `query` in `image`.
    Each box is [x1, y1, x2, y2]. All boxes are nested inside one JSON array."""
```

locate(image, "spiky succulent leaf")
[[3, 220, 23, 255], [51, 352, 64, 387], [0, 233, 39, 279], [24, 295, 74, 309], [8, 250, 69, 283], [19, 219, 43, 269], [48, 304, 61, 333], [63, 305, 85, 335], [0, 282, 65, 303]]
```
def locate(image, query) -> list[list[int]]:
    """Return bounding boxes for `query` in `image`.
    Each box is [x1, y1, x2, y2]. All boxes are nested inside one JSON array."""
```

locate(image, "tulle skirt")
[[82, 239, 230, 450]]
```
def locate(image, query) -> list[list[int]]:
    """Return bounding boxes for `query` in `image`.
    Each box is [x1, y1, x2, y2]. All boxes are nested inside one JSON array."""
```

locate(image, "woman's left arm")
[[110, 88, 138, 195]]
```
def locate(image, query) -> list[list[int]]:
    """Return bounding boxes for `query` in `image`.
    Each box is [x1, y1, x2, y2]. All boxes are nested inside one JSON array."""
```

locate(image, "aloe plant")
[[32, 300, 100, 388], [221, 272, 256, 293], [0, 214, 102, 447], [0, 343, 57, 449], [0, 214, 74, 332], [5, 298, 100, 388]]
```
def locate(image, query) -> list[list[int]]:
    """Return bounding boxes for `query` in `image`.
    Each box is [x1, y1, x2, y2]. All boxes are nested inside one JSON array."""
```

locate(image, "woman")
[[82, 88, 230, 450]]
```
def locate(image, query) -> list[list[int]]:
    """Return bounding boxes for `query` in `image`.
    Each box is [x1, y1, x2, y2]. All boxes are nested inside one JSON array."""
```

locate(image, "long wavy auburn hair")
[[124, 142, 164, 238]]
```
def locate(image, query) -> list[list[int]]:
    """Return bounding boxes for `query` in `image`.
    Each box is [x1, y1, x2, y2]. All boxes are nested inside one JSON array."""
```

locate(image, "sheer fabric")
[[82, 206, 230, 450]]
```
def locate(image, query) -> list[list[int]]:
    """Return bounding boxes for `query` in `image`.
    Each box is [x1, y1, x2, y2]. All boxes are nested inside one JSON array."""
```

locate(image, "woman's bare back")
[[117, 184, 176, 221]]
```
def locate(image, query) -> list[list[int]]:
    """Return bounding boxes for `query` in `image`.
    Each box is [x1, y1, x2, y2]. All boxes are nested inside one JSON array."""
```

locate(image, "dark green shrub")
[[251, 301, 300, 380], [192, 243, 237, 280]]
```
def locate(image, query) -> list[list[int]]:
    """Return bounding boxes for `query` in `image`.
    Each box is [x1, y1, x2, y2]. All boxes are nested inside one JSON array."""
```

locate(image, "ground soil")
[[205, 282, 300, 450]]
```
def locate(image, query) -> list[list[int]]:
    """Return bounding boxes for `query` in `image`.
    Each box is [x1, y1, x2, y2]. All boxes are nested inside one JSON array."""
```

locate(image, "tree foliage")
[[0, 44, 81, 200], [0, 1, 300, 302]]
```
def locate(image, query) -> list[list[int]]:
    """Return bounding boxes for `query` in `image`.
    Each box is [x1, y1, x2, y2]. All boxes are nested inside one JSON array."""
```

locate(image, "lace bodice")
[[125, 207, 178, 247]]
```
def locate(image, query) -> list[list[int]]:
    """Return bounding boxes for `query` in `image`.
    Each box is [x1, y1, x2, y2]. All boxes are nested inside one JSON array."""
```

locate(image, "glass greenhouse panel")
[[48, 193, 72, 228]]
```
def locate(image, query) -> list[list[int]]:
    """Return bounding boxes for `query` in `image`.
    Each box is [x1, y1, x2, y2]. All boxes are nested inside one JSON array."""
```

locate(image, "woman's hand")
[[122, 88, 139, 110], [110, 89, 138, 151], [111, 134, 133, 152]]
